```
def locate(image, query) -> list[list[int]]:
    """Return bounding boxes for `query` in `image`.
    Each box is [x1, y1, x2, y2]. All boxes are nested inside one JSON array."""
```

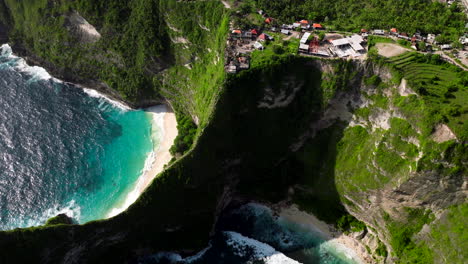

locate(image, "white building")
[[440, 44, 452, 50], [253, 41, 264, 50], [427, 34, 436, 44], [331, 35, 366, 57], [300, 32, 311, 44], [373, 29, 385, 35], [299, 43, 309, 53], [459, 35, 468, 45]]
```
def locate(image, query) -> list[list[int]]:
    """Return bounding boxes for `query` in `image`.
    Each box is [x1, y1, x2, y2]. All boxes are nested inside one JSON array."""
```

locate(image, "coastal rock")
[[45, 214, 74, 226]]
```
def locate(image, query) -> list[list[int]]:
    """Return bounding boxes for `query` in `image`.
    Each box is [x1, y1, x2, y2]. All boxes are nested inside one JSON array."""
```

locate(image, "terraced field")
[[386, 52, 468, 140]]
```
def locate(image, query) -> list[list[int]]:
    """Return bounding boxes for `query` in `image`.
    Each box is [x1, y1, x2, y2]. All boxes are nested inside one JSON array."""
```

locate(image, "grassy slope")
[[429, 204, 468, 263], [159, 0, 229, 126]]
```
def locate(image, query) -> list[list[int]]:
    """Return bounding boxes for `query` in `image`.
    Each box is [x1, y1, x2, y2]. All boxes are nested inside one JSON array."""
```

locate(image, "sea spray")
[[1, 44, 52, 81], [83, 88, 131, 111], [27, 200, 82, 227]]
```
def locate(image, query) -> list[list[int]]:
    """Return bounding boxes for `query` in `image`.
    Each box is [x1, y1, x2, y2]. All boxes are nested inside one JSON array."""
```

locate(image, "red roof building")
[[232, 30, 241, 34], [361, 29, 368, 33], [313, 23, 323, 29], [300, 20, 309, 25], [390, 28, 398, 33], [258, 33, 267, 40], [265, 17, 272, 24], [251, 29, 258, 35]]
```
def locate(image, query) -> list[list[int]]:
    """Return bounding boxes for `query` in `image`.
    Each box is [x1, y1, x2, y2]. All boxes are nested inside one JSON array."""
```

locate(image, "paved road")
[[435, 51, 468, 70]]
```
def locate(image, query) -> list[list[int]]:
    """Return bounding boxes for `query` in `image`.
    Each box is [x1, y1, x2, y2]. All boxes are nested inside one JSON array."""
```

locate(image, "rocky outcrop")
[[45, 214, 74, 226]]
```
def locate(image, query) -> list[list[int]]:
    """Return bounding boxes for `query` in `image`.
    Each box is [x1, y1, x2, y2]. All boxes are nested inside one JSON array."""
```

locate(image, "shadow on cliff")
[[0, 56, 357, 264]]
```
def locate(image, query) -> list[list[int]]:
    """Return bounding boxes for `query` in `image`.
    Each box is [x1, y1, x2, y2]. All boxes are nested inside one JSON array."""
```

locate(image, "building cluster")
[[225, 9, 468, 73], [281, 20, 324, 32], [226, 28, 275, 73], [298, 32, 367, 58]]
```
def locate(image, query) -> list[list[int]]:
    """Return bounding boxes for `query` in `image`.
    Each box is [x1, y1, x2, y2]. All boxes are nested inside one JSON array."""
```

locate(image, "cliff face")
[[287, 59, 466, 263]]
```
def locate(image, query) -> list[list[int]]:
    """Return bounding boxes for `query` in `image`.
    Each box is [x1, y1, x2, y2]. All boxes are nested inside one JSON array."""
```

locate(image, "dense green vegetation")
[[252, 0, 466, 41], [384, 208, 435, 263], [375, 239, 388, 258], [429, 204, 468, 263], [45, 214, 73, 226], [386, 52, 468, 140], [170, 113, 197, 156], [157, 0, 229, 125], [248, 32, 299, 69], [337, 214, 366, 233]]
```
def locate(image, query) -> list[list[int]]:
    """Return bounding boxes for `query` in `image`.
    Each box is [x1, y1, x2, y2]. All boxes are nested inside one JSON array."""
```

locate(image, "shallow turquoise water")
[[0, 44, 157, 229]]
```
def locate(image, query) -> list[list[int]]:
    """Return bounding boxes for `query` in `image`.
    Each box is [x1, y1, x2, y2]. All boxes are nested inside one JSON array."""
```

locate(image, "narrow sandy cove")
[[280, 205, 372, 263], [107, 104, 178, 218]]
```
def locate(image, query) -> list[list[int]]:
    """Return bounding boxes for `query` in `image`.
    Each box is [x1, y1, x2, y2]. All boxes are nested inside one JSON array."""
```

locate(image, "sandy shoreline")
[[107, 104, 178, 218], [280, 205, 374, 264], [138, 105, 178, 194]]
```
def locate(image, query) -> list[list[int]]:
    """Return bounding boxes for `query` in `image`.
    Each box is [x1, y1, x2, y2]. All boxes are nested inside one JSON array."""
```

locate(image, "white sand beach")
[[280, 205, 373, 264], [138, 105, 178, 194], [107, 104, 178, 218]]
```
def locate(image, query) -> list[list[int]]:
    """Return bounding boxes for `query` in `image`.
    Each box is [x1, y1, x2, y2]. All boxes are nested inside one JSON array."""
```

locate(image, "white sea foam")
[[82, 88, 130, 111], [15, 59, 52, 80], [184, 245, 212, 263], [319, 240, 362, 264], [0, 44, 129, 111], [1, 44, 53, 81], [24, 200, 81, 227], [106, 105, 166, 218], [0, 43, 13, 57], [225, 231, 300, 264]]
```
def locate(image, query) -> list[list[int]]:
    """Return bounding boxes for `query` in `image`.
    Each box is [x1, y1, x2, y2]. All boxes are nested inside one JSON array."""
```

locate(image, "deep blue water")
[[0, 44, 156, 230]]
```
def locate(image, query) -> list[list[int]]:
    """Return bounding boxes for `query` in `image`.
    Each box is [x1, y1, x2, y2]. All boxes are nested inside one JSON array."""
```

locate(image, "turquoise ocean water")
[[0, 44, 157, 230]]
